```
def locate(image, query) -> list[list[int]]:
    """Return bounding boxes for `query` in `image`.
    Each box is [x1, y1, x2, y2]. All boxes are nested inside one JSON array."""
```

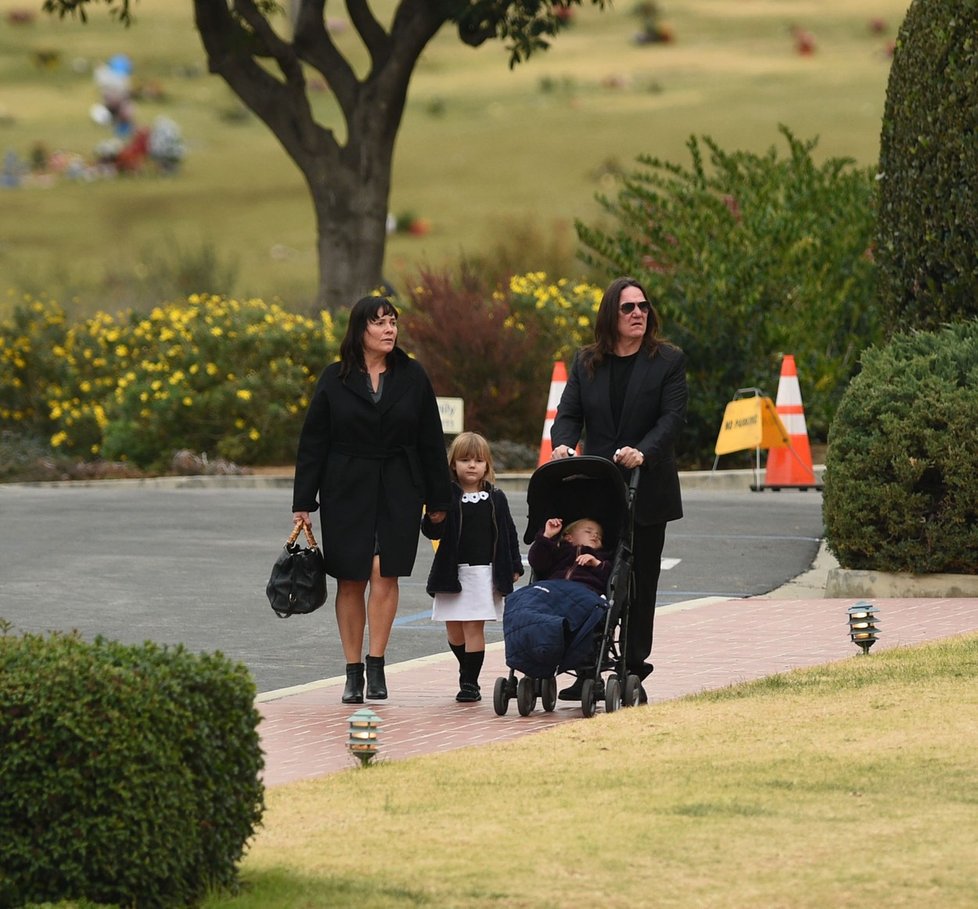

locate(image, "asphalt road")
[[0, 480, 823, 693]]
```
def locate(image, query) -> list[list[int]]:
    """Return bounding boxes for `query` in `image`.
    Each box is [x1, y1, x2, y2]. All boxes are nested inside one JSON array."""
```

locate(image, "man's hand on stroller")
[[613, 446, 645, 469], [551, 445, 575, 459]]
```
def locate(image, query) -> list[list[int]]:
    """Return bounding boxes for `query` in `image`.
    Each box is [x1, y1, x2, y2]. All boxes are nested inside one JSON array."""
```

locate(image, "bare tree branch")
[[293, 0, 359, 118], [346, 0, 389, 66]]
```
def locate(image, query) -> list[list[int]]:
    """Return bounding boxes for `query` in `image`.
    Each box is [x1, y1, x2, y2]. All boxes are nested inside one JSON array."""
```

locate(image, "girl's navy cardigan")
[[421, 483, 524, 597]]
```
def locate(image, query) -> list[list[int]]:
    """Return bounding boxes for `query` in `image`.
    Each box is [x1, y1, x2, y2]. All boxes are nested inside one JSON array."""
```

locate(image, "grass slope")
[[213, 633, 978, 909], [0, 0, 911, 312]]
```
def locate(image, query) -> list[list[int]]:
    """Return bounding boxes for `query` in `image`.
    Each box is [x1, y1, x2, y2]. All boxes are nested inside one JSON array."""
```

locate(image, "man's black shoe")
[[558, 677, 584, 701]]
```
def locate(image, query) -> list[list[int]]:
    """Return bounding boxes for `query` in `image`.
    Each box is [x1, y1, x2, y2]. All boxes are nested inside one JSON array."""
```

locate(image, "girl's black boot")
[[456, 650, 485, 702], [365, 654, 388, 700], [342, 662, 365, 704], [449, 641, 466, 687]]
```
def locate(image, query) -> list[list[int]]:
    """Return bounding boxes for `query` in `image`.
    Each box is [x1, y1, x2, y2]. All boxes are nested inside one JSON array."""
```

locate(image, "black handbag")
[[266, 521, 327, 618]]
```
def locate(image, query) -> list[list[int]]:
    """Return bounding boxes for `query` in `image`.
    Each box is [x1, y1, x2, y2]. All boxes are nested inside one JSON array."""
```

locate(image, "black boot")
[[342, 663, 364, 704], [365, 654, 388, 700], [558, 673, 586, 702], [456, 650, 485, 702], [449, 641, 466, 685], [449, 642, 466, 669]]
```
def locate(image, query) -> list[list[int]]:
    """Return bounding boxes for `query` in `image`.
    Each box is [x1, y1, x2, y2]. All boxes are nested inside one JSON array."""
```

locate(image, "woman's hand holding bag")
[[266, 520, 327, 618]]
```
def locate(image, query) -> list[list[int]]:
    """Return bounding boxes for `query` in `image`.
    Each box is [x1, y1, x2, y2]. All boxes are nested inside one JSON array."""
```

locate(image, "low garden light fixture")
[[847, 600, 881, 654], [347, 707, 382, 767]]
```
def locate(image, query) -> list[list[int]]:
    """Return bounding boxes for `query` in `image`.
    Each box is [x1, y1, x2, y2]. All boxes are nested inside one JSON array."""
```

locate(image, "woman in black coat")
[[551, 276, 688, 703], [292, 296, 451, 704]]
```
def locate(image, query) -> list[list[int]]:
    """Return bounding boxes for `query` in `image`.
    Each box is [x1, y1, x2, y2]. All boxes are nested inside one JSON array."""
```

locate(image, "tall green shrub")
[[823, 320, 978, 573], [876, 0, 978, 333], [0, 631, 264, 908], [577, 127, 881, 465]]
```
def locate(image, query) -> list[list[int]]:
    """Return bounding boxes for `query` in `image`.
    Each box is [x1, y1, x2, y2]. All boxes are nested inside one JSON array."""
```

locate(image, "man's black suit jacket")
[[551, 344, 687, 526]]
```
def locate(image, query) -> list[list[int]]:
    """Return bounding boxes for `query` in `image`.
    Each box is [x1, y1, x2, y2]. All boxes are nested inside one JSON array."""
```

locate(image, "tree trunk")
[[191, 0, 445, 314], [307, 137, 394, 313]]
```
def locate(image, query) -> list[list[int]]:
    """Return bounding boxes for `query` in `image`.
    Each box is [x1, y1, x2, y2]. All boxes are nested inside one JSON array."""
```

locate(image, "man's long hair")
[[580, 276, 665, 377]]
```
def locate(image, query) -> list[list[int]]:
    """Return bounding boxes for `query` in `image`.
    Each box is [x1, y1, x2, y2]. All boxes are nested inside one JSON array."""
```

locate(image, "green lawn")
[[0, 0, 910, 313], [208, 633, 978, 909]]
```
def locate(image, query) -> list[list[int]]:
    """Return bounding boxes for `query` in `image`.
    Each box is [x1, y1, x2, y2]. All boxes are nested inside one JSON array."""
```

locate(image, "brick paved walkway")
[[256, 596, 978, 787]]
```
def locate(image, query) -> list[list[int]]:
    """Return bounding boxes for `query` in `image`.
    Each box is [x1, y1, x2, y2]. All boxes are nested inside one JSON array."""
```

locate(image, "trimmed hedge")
[[0, 631, 265, 908], [876, 0, 978, 332], [823, 320, 978, 573]]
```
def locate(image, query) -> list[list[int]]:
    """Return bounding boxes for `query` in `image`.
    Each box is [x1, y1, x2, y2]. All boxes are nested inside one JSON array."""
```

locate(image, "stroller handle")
[[627, 466, 640, 501]]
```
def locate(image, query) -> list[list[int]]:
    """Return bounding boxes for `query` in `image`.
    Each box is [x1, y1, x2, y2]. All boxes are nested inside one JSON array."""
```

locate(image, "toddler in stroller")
[[528, 517, 612, 596], [493, 456, 644, 718]]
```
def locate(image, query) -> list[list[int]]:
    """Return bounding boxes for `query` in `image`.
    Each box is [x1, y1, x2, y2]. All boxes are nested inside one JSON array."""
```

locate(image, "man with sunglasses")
[[551, 276, 688, 704]]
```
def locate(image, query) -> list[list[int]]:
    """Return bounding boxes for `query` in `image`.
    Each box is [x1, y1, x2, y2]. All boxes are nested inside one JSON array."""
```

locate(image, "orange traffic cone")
[[538, 361, 568, 466], [762, 354, 822, 490]]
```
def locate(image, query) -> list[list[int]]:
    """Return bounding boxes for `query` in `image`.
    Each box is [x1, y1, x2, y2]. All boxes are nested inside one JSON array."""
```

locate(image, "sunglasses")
[[619, 300, 651, 314]]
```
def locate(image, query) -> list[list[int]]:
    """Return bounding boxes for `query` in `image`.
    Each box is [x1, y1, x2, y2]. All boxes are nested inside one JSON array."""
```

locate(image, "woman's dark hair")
[[581, 276, 664, 376], [338, 296, 399, 378]]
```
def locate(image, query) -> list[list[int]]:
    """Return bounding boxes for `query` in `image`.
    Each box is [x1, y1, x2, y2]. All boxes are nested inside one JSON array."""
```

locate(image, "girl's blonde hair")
[[446, 431, 496, 486]]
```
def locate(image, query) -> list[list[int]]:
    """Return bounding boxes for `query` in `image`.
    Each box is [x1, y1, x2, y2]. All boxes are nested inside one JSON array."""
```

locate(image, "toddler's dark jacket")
[[527, 532, 611, 595], [421, 483, 524, 597]]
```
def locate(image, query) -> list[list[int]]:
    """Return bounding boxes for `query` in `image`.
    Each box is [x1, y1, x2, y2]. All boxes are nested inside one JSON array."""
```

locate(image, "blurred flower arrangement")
[[0, 294, 338, 470]]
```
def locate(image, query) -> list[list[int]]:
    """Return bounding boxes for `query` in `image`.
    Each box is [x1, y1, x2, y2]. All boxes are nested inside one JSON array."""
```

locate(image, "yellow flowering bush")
[[0, 294, 338, 469], [503, 272, 602, 363], [0, 297, 70, 435]]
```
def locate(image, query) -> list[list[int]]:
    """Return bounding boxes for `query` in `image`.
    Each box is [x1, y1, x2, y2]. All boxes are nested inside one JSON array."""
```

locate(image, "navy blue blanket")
[[503, 579, 608, 678]]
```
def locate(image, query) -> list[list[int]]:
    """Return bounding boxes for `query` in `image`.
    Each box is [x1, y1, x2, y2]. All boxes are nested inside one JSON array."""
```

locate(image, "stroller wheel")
[[516, 676, 536, 716], [541, 676, 558, 712], [623, 674, 642, 708], [605, 675, 622, 713], [493, 676, 510, 716], [580, 678, 597, 718]]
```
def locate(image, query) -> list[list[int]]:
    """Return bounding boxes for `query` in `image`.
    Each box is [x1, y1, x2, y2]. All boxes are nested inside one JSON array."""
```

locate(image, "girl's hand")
[[293, 511, 311, 527], [428, 511, 446, 523], [543, 517, 563, 538], [513, 572, 521, 584], [576, 553, 599, 567]]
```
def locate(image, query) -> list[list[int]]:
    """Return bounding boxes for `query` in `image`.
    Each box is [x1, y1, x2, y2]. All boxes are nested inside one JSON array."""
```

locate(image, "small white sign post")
[[436, 397, 464, 435]]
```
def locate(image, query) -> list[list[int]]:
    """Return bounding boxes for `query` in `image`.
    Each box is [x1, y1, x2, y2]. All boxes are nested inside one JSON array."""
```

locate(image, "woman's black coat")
[[551, 344, 687, 525], [421, 483, 524, 597], [292, 347, 452, 581]]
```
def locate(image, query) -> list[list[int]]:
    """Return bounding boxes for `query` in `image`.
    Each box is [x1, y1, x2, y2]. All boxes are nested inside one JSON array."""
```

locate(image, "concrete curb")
[[3, 466, 823, 493], [826, 567, 978, 599]]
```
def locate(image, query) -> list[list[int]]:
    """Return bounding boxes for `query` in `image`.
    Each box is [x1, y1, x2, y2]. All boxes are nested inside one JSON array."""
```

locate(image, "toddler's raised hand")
[[543, 517, 563, 538]]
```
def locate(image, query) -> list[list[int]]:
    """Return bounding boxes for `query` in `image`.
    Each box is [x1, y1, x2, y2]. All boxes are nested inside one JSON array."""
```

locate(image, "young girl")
[[422, 432, 524, 702]]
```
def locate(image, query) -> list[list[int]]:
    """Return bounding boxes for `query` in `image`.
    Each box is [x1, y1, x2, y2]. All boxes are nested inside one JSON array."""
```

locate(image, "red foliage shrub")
[[398, 266, 552, 447]]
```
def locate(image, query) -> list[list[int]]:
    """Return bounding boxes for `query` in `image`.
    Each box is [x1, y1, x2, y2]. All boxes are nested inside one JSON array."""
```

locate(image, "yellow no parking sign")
[[714, 394, 790, 456]]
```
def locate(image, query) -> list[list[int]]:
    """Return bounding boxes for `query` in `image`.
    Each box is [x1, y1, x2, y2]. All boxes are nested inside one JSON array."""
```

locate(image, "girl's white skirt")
[[431, 564, 503, 622]]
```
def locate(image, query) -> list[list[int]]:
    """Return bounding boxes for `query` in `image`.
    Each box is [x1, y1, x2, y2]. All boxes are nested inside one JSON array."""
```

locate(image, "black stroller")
[[493, 456, 643, 718]]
